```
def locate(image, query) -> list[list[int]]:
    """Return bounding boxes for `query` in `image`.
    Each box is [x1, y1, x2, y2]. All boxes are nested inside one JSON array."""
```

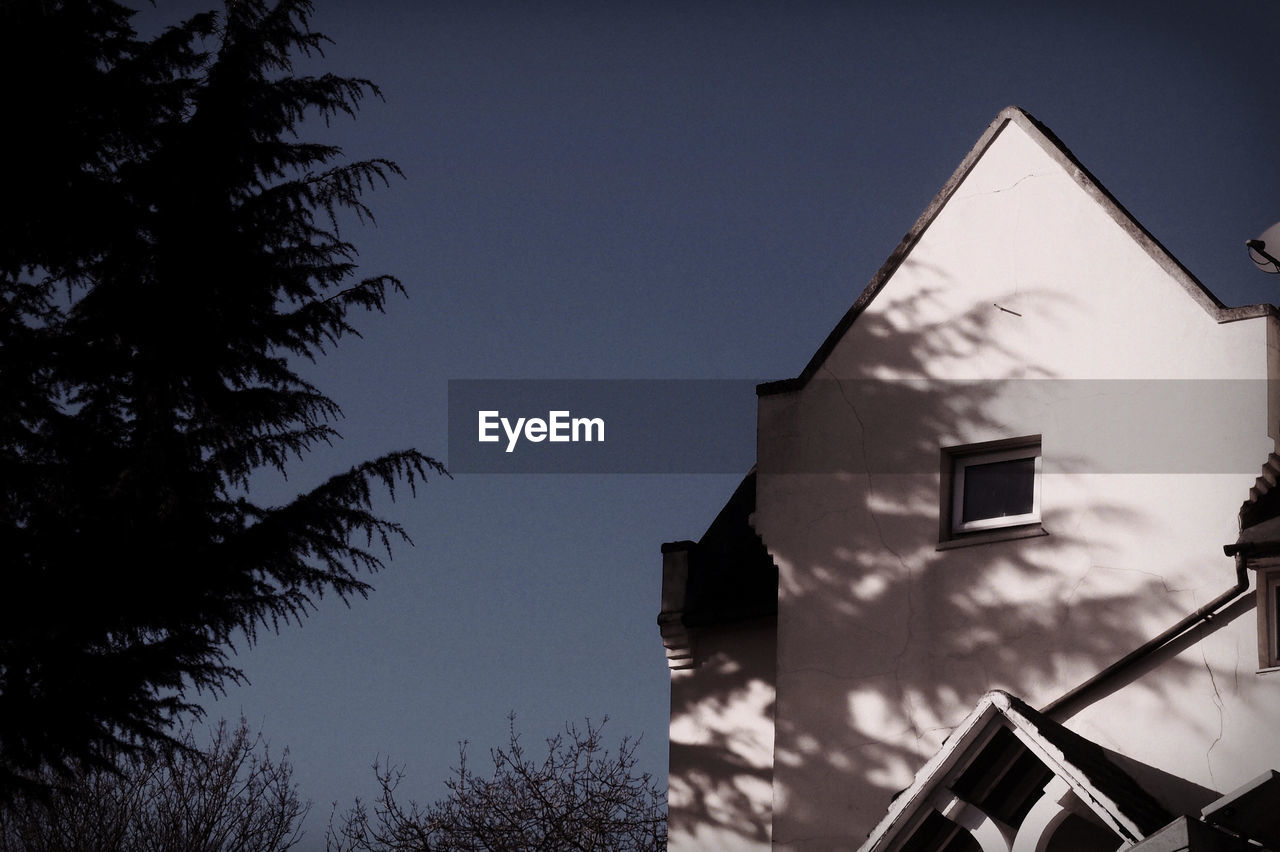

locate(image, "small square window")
[[954, 448, 1041, 533], [940, 437, 1044, 546]]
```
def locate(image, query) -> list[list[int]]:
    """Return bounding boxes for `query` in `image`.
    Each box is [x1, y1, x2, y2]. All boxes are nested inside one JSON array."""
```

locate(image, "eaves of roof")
[[663, 469, 778, 629], [859, 690, 1180, 852]]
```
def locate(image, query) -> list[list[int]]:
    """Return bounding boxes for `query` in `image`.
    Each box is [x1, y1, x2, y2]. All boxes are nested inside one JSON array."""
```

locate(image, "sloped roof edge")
[[856, 694, 1001, 852], [858, 690, 1174, 852], [660, 469, 778, 629], [760, 106, 1277, 398]]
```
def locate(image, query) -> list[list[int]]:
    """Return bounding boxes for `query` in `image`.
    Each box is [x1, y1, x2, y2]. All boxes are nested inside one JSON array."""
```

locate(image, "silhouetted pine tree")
[[0, 0, 443, 797]]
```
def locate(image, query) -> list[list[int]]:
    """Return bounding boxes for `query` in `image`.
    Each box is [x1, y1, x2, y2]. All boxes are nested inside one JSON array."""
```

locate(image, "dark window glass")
[[961, 457, 1035, 523], [1274, 583, 1280, 660]]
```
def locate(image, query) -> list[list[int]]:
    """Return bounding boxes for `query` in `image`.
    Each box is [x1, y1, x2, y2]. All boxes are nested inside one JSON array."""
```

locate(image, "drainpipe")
[[1040, 553, 1250, 721]]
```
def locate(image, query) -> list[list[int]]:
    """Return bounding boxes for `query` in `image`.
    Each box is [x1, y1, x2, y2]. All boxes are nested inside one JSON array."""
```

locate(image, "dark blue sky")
[[134, 0, 1280, 828]]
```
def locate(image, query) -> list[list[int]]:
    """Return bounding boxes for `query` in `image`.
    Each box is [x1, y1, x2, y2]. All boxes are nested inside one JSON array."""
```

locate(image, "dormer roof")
[[859, 690, 1220, 852]]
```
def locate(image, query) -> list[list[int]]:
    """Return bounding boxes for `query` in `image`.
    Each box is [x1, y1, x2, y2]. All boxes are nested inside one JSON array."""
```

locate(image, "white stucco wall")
[[750, 117, 1280, 848], [667, 620, 776, 851]]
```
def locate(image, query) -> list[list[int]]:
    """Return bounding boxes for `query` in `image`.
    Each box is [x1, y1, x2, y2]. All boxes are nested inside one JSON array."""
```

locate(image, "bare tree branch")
[[328, 715, 666, 852], [0, 717, 308, 852]]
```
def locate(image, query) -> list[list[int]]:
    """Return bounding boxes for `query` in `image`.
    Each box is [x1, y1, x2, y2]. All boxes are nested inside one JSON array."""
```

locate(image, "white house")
[[659, 107, 1280, 851]]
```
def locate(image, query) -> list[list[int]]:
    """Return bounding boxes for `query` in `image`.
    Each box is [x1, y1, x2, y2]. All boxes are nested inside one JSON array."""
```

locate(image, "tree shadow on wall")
[[669, 269, 1253, 848]]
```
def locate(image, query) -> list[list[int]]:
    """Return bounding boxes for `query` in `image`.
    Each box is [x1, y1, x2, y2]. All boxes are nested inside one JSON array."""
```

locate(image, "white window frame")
[[952, 446, 1042, 534], [940, 436, 1043, 545]]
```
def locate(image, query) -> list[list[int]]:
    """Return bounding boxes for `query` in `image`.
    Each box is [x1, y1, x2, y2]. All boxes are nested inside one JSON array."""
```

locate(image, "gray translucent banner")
[[447, 379, 1277, 474], [448, 380, 757, 473]]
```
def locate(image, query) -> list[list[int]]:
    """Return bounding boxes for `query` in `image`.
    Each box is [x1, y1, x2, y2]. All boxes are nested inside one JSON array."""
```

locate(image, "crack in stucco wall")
[[823, 365, 928, 750], [1201, 643, 1224, 785], [954, 171, 1050, 201]]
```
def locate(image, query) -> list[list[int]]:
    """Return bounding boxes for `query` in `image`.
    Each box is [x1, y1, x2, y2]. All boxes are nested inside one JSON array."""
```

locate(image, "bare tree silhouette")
[[0, 718, 306, 852], [328, 714, 666, 852]]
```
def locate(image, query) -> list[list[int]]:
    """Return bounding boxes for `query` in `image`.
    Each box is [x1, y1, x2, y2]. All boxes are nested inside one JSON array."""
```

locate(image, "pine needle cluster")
[[0, 0, 443, 797]]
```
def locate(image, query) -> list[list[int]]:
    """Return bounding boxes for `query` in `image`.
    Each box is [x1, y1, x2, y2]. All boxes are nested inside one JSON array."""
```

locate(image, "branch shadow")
[[668, 261, 1254, 848]]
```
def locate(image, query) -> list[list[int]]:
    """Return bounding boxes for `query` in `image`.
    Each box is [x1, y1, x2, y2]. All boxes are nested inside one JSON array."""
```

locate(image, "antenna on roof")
[[1247, 222, 1280, 274]]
